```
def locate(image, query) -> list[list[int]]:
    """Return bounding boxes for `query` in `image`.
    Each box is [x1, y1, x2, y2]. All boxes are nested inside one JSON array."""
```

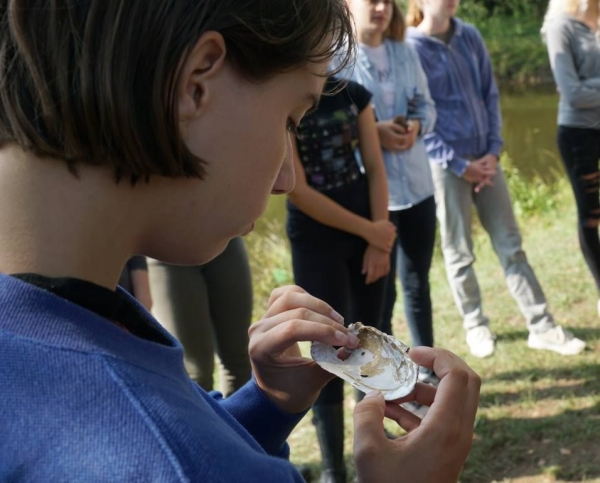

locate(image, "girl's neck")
[[0, 145, 140, 290], [582, 10, 599, 31], [418, 14, 452, 36], [358, 30, 384, 47]]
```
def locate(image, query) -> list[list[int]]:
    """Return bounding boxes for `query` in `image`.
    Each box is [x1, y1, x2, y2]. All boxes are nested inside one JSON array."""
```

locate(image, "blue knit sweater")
[[0, 274, 305, 482]]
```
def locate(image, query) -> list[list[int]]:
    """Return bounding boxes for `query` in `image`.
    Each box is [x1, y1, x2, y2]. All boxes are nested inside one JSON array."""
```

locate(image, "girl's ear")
[[178, 32, 227, 122]]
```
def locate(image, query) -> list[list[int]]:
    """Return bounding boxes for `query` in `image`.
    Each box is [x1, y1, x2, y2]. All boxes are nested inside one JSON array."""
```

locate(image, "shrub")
[[501, 152, 565, 218]]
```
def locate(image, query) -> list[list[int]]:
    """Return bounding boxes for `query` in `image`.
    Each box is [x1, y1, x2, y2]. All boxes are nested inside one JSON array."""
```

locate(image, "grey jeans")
[[431, 163, 555, 334], [148, 237, 252, 396]]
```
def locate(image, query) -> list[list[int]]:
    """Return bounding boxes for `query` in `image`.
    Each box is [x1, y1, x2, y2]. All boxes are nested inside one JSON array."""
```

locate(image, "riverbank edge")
[[473, 17, 553, 89]]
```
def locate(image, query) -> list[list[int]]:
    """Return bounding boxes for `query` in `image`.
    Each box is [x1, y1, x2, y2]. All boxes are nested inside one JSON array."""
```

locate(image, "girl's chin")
[[369, 22, 388, 32], [241, 222, 255, 236]]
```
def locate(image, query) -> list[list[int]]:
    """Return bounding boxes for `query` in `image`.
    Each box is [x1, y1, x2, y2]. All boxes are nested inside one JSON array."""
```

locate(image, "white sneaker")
[[528, 326, 586, 355], [466, 325, 496, 358]]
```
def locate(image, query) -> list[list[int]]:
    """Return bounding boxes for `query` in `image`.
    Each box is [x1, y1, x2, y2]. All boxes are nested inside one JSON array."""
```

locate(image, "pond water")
[[256, 90, 564, 236]]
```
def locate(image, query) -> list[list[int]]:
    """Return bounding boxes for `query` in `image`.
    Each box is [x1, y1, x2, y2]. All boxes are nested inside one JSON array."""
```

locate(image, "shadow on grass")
[[479, 361, 599, 410], [464, 402, 600, 483], [496, 326, 600, 344], [486, 361, 600, 384], [297, 361, 600, 483], [296, 404, 600, 483]]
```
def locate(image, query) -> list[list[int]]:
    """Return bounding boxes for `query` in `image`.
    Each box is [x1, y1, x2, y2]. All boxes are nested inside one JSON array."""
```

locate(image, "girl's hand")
[[377, 121, 409, 151], [462, 159, 495, 185], [471, 154, 499, 192], [376, 120, 419, 152], [363, 220, 396, 253], [353, 347, 481, 483], [249, 286, 360, 414], [362, 245, 391, 285]]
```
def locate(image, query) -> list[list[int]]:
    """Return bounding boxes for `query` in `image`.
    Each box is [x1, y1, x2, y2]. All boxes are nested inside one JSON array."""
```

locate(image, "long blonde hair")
[[541, 0, 600, 40], [406, 0, 424, 27]]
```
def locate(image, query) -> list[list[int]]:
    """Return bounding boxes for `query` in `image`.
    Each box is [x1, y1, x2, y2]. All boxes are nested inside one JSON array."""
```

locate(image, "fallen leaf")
[[560, 448, 572, 455]]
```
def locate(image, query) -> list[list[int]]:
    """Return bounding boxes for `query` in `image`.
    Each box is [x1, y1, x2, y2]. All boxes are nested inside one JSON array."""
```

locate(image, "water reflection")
[[501, 91, 563, 181]]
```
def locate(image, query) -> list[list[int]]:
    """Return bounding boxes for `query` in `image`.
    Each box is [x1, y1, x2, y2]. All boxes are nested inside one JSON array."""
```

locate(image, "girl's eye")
[[286, 119, 298, 135]]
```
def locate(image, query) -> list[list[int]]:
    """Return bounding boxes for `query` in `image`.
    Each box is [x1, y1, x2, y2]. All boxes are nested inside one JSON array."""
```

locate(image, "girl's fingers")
[[408, 347, 470, 379], [389, 382, 437, 408], [252, 307, 351, 338], [384, 403, 422, 433], [407, 348, 479, 438], [250, 319, 360, 357], [390, 123, 408, 135], [264, 288, 344, 325], [461, 371, 482, 431], [267, 285, 306, 307]]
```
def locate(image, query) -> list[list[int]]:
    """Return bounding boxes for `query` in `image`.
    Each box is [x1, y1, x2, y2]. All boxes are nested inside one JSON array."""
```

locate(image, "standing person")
[[542, 0, 600, 314], [0, 0, 482, 481], [148, 237, 253, 396], [343, 0, 438, 378], [119, 256, 153, 311], [405, 0, 586, 357], [287, 77, 394, 483]]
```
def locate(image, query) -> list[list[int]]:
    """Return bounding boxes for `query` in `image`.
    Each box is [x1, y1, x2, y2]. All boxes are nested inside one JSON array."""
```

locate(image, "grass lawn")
[[246, 185, 600, 483]]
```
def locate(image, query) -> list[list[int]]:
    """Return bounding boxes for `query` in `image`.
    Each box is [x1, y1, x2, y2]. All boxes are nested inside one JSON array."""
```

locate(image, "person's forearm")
[[565, 84, 600, 109], [423, 132, 469, 177], [288, 186, 372, 239], [364, 161, 389, 222]]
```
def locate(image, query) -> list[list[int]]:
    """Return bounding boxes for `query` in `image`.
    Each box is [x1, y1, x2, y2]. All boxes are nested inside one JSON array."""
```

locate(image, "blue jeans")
[[430, 163, 555, 334], [381, 196, 437, 347]]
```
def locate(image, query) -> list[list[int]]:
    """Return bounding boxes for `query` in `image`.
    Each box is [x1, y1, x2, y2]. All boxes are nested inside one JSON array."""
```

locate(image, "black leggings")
[[381, 196, 437, 347], [290, 232, 386, 406], [558, 126, 600, 291]]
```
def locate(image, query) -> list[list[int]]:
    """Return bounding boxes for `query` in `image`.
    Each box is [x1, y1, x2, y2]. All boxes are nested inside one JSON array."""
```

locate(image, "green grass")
[[244, 177, 600, 483]]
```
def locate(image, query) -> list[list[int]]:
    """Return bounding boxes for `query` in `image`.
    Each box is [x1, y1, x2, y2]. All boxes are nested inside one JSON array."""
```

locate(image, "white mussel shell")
[[311, 322, 418, 400]]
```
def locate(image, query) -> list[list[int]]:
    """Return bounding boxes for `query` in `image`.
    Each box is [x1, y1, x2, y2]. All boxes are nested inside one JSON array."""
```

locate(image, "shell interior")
[[311, 322, 418, 400]]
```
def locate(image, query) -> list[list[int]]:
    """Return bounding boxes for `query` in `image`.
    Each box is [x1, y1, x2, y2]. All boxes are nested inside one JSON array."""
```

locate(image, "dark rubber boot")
[[312, 404, 347, 483]]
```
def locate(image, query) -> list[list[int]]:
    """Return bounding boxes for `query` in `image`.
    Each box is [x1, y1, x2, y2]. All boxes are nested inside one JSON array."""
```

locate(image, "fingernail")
[[331, 310, 344, 324], [346, 332, 360, 347], [364, 390, 382, 399], [334, 330, 348, 344]]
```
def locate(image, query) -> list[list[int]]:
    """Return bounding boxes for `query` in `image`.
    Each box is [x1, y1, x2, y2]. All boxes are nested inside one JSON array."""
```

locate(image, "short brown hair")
[[386, 2, 407, 41], [0, 1, 355, 180]]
